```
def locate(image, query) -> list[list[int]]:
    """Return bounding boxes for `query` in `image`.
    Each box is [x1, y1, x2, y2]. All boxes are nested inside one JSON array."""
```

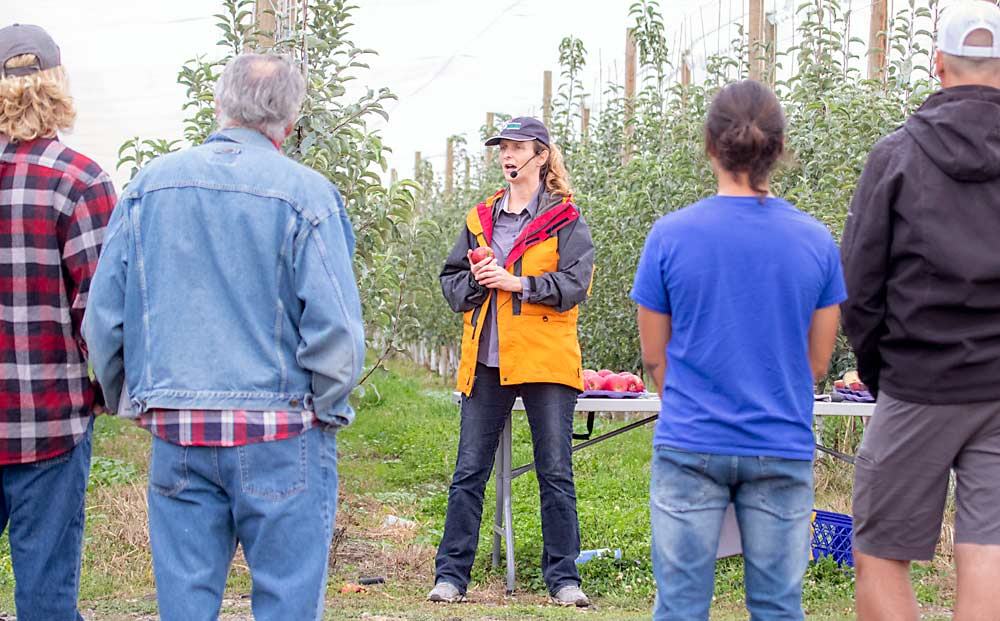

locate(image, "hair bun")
[[704, 80, 785, 197]]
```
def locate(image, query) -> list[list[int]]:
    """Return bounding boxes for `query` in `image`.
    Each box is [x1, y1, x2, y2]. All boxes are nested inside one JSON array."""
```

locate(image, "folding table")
[[451, 392, 876, 593]]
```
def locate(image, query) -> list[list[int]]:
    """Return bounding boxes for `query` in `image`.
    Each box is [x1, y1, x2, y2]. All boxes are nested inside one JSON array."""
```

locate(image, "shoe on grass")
[[427, 581, 465, 603], [551, 584, 590, 607]]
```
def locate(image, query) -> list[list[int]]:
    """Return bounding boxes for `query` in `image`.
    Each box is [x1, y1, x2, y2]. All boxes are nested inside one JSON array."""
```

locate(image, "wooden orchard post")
[[485, 112, 495, 167], [623, 28, 637, 165], [253, 1, 278, 48], [869, 0, 889, 81], [414, 151, 421, 177], [582, 106, 590, 140], [748, 0, 766, 81], [445, 138, 454, 197], [390, 168, 397, 184], [765, 11, 777, 84], [543, 71, 553, 128]]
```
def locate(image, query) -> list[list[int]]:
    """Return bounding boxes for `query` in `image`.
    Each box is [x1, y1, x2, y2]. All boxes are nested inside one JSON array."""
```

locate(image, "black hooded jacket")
[[841, 85, 1000, 404]]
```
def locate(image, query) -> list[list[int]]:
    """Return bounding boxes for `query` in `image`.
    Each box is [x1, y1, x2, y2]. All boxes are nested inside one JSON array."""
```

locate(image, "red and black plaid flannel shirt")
[[137, 408, 319, 447], [0, 137, 116, 465]]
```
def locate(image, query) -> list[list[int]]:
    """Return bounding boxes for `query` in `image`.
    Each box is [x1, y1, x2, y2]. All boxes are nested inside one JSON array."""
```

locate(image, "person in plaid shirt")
[[0, 24, 115, 621], [84, 53, 365, 620]]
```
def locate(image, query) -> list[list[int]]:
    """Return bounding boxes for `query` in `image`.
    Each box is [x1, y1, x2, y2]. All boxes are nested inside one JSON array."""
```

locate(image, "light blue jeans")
[[0, 419, 92, 621], [650, 446, 813, 621], [147, 425, 338, 621]]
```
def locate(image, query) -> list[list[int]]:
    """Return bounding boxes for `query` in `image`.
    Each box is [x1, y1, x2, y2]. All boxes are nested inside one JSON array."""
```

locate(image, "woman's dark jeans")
[[434, 364, 582, 595]]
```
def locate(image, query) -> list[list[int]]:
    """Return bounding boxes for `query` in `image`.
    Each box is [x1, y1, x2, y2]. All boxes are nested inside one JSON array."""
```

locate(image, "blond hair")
[[535, 140, 573, 197], [0, 54, 75, 142]]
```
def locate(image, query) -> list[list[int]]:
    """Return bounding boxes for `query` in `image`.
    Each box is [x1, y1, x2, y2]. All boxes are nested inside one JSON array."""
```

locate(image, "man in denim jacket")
[[83, 54, 365, 620]]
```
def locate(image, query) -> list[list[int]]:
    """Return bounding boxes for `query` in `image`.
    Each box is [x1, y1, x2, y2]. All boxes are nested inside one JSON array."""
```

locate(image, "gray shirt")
[[477, 187, 539, 367]]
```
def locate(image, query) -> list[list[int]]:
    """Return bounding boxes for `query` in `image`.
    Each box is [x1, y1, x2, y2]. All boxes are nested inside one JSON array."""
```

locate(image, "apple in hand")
[[470, 247, 494, 264]]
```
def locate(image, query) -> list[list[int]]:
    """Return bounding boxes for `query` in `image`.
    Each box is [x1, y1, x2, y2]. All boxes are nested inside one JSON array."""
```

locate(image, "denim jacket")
[[82, 128, 366, 427]]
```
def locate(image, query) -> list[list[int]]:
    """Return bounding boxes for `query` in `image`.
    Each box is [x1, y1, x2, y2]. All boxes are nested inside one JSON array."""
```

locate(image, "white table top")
[[451, 392, 876, 417]]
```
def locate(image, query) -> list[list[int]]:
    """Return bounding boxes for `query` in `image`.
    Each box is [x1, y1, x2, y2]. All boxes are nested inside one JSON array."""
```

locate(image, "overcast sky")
[[5, 0, 896, 191], [4, 0, 723, 189]]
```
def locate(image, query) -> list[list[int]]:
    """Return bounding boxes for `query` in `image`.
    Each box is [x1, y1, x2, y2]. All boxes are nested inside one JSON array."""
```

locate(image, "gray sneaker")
[[427, 581, 465, 603], [551, 584, 590, 607]]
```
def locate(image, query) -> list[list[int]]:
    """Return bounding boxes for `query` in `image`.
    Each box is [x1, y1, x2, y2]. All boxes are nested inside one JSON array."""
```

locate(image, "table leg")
[[492, 438, 503, 569], [501, 417, 515, 594], [815, 417, 825, 460]]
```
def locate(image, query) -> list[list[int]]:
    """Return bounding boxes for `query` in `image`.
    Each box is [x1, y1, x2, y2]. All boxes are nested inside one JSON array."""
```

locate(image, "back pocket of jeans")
[[651, 447, 715, 511], [149, 441, 189, 498], [237, 435, 308, 501], [756, 456, 814, 520]]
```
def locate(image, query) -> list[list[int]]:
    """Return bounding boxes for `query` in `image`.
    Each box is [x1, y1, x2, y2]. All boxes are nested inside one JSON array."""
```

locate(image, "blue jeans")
[[0, 419, 92, 621], [650, 447, 813, 621], [147, 425, 338, 621], [435, 364, 582, 595]]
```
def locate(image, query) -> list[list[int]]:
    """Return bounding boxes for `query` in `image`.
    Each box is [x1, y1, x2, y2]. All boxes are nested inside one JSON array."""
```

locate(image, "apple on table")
[[582, 369, 646, 394], [603, 373, 630, 392], [582, 369, 603, 391]]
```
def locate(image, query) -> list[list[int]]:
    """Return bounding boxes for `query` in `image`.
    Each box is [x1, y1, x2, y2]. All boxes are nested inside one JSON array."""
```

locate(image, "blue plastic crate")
[[810, 509, 854, 567]]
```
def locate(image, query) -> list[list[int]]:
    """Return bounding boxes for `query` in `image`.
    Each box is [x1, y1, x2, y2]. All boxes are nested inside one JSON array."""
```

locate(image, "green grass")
[[0, 359, 957, 619]]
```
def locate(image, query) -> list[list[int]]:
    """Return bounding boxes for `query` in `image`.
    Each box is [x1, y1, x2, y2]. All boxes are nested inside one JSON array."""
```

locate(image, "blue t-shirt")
[[630, 195, 847, 460]]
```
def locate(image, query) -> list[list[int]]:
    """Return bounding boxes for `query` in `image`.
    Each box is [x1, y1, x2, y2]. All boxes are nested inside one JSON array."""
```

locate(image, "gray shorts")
[[853, 391, 1000, 560]]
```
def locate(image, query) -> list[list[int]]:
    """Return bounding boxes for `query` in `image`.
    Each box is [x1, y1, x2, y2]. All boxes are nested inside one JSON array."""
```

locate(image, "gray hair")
[[215, 54, 305, 143]]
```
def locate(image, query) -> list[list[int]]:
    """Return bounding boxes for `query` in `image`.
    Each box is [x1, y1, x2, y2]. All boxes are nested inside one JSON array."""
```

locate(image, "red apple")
[[470, 247, 494, 264], [605, 373, 630, 392], [624, 373, 642, 393], [584, 374, 603, 391], [597, 369, 614, 377], [583, 369, 597, 378], [635, 378, 645, 392], [833, 379, 846, 390]]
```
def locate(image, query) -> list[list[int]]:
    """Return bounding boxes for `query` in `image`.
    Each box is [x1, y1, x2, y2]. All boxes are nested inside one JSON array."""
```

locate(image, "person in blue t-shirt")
[[630, 80, 846, 621]]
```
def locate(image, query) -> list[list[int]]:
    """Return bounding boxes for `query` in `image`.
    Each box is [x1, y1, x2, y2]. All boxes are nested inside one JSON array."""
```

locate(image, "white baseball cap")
[[937, 1, 1000, 59]]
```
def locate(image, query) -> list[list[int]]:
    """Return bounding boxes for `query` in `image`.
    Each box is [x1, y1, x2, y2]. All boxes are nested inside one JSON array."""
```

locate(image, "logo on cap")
[[504, 122, 522, 131]]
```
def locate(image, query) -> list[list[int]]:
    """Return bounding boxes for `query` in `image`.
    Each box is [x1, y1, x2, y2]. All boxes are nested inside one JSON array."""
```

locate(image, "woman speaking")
[[431, 117, 595, 607]]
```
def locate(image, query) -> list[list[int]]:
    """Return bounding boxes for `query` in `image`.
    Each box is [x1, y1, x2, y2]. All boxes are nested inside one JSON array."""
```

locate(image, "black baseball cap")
[[485, 116, 550, 148], [0, 24, 61, 79]]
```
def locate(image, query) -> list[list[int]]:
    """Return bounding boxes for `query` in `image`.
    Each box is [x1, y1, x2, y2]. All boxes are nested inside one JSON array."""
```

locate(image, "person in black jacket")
[[841, 3, 1000, 618]]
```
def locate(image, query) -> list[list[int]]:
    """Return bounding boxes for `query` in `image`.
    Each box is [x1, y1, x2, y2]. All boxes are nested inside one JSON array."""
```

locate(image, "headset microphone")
[[509, 152, 540, 179]]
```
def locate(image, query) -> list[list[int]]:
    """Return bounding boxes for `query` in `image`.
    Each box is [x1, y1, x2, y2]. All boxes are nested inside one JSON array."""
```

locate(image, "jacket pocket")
[[519, 301, 570, 320], [238, 434, 308, 501]]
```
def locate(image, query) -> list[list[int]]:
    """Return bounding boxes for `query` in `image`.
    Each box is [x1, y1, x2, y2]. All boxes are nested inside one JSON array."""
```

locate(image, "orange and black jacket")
[[440, 188, 595, 396]]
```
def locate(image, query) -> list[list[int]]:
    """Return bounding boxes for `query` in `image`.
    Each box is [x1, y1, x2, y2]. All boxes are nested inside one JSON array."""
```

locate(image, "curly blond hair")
[[534, 139, 573, 197], [0, 54, 75, 142]]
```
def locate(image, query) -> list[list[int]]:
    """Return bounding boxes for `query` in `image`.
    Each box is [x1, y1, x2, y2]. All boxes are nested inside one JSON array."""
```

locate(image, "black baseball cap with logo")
[[484, 117, 551, 148], [0, 24, 61, 79]]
